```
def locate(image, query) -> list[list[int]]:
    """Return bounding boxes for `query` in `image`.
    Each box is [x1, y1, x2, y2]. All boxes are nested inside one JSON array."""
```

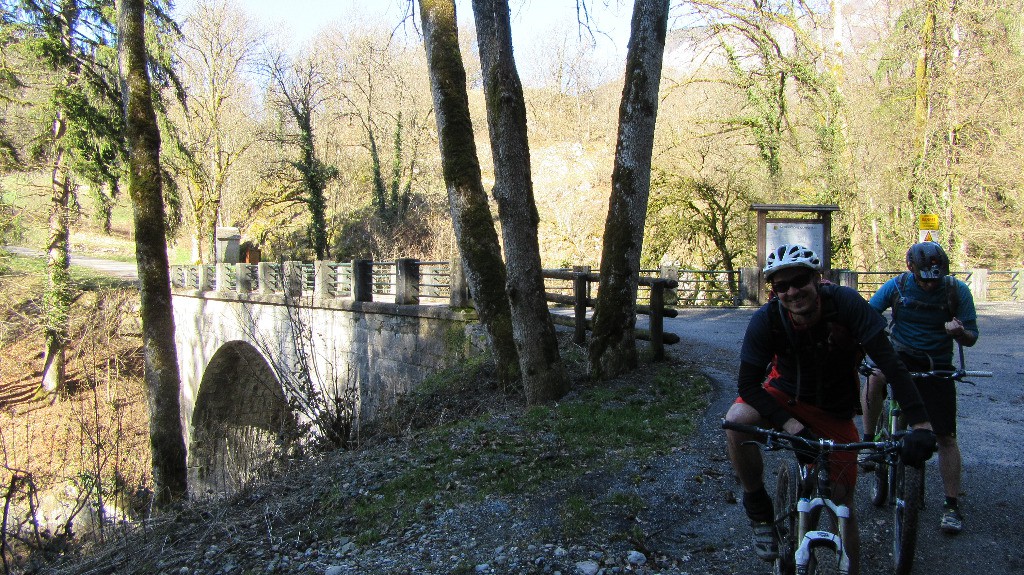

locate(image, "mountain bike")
[[860, 359, 992, 575], [723, 420, 905, 575]]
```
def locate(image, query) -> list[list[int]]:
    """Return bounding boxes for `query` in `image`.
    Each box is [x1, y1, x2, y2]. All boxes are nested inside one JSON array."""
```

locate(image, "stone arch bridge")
[[170, 260, 481, 496]]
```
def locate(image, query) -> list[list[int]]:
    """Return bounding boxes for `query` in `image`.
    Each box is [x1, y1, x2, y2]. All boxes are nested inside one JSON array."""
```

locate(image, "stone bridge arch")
[[188, 340, 295, 498]]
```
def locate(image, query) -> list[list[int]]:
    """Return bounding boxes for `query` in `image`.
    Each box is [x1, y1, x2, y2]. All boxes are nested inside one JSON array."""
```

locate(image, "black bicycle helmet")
[[906, 241, 949, 280], [763, 244, 822, 279]]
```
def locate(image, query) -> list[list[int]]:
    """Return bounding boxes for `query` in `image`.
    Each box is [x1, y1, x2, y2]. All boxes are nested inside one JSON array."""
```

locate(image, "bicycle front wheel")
[[892, 461, 924, 575], [774, 459, 800, 575]]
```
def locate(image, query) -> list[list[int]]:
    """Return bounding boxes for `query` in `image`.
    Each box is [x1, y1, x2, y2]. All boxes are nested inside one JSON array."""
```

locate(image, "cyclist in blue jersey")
[[860, 241, 978, 534]]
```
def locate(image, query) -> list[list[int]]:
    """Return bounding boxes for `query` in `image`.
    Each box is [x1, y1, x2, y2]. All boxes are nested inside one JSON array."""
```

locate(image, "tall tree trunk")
[[471, 0, 567, 403], [42, 128, 71, 395], [589, 0, 669, 379], [912, 0, 937, 206], [418, 0, 520, 388], [40, 0, 80, 397], [118, 0, 188, 508]]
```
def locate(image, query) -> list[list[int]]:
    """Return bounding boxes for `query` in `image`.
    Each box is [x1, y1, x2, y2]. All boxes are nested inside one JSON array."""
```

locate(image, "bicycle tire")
[[871, 456, 889, 506], [871, 405, 893, 507], [774, 459, 800, 575], [807, 512, 841, 575], [892, 461, 924, 575]]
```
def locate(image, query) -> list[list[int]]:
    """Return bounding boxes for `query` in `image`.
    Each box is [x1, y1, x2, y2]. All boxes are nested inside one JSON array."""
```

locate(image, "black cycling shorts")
[[899, 352, 957, 437]]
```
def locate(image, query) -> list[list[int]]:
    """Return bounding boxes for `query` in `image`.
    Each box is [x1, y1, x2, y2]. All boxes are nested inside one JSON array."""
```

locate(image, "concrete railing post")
[[236, 263, 253, 294], [449, 257, 471, 308], [660, 265, 679, 306], [314, 260, 333, 298], [352, 259, 373, 302], [395, 258, 420, 305], [969, 268, 988, 303], [739, 267, 761, 306], [196, 265, 211, 292], [835, 269, 858, 292], [215, 263, 232, 292], [283, 261, 303, 298], [257, 262, 276, 294]]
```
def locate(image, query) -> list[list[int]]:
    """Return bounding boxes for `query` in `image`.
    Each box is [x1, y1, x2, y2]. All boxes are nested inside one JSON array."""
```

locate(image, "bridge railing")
[[170, 259, 470, 307], [170, 262, 1023, 309]]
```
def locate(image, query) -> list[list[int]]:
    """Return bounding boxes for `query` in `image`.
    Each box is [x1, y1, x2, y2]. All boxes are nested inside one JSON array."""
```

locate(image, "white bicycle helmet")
[[763, 244, 822, 279]]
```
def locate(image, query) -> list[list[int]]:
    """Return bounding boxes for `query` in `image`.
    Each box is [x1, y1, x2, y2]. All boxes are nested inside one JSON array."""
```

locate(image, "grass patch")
[[338, 360, 711, 544]]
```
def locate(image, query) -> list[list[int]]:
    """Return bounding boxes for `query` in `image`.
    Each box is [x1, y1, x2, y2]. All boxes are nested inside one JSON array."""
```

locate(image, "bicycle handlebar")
[[907, 369, 993, 380], [858, 361, 993, 381], [721, 420, 901, 453]]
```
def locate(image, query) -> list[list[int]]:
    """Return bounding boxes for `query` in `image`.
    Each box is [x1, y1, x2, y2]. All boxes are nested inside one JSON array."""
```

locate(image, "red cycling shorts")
[[737, 383, 859, 489]]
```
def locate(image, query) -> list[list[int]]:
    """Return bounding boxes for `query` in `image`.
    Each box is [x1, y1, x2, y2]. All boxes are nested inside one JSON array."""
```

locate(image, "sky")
[[172, 0, 635, 75]]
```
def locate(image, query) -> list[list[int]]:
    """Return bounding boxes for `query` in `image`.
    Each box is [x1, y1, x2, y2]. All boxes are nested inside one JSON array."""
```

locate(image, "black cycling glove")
[[901, 428, 937, 468], [794, 427, 820, 466]]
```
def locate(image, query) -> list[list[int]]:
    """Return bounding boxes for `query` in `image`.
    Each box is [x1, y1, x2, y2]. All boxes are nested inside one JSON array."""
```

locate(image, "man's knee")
[[936, 434, 958, 450]]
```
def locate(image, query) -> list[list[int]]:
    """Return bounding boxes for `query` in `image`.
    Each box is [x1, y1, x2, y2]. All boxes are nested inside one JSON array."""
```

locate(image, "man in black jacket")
[[723, 244, 936, 575]]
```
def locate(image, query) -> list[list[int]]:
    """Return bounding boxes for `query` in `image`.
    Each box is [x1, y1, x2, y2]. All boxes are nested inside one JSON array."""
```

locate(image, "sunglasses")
[[771, 272, 814, 293]]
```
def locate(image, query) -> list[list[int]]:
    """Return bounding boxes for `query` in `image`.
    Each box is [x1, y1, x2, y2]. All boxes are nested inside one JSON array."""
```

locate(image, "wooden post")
[[650, 280, 665, 360], [352, 259, 373, 302], [572, 269, 590, 346], [395, 258, 420, 305]]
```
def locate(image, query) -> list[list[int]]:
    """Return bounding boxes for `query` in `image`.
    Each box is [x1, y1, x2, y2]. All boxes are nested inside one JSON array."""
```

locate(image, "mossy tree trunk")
[[589, 0, 669, 379], [471, 0, 568, 403], [418, 0, 519, 389], [117, 0, 188, 508], [42, 133, 72, 395]]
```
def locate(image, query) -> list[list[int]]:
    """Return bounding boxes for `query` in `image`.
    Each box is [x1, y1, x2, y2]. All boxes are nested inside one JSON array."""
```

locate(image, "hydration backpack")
[[890, 272, 960, 324]]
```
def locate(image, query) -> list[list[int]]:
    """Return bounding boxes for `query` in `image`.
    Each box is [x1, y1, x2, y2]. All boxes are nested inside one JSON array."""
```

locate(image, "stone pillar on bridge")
[[236, 263, 254, 294], [352, 259, 373, 302], [282, 261, 303, 297], [395, 258, 420, 305], [738, 267, 760, 306], [969, 268, 988, 303], [257, 262, 278, 294], [314, 261, 334, 298], [834, 269, 858, 292]]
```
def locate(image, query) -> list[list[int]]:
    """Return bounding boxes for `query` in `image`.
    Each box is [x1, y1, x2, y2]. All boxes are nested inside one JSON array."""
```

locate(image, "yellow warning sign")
[[919, 214, 939, 230]]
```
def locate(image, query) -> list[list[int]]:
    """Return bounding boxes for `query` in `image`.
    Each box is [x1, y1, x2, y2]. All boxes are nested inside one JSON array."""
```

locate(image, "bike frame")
[[795, 493, 852, 574], [722, 421, 898, 575]]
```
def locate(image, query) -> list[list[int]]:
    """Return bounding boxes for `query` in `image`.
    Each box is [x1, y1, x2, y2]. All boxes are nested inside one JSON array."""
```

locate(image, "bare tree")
[[417, 0, 520, 389], [167, 0, 262, 263], [262, 50, 338, 260], [117, 0, 188, 508], [589, 0, 669, 379]]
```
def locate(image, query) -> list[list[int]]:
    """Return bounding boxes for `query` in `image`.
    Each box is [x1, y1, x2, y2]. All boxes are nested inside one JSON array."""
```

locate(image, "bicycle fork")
[[794, 496, 852, 575]]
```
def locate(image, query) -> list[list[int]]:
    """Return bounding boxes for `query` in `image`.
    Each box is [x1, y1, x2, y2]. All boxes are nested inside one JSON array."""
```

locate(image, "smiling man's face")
[[771, 267, 820, 317]]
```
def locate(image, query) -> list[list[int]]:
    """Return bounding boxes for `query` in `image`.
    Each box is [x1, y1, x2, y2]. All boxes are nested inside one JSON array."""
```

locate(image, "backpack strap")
[[944, 275, 960, 319], [891, 271, 959, 322]]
